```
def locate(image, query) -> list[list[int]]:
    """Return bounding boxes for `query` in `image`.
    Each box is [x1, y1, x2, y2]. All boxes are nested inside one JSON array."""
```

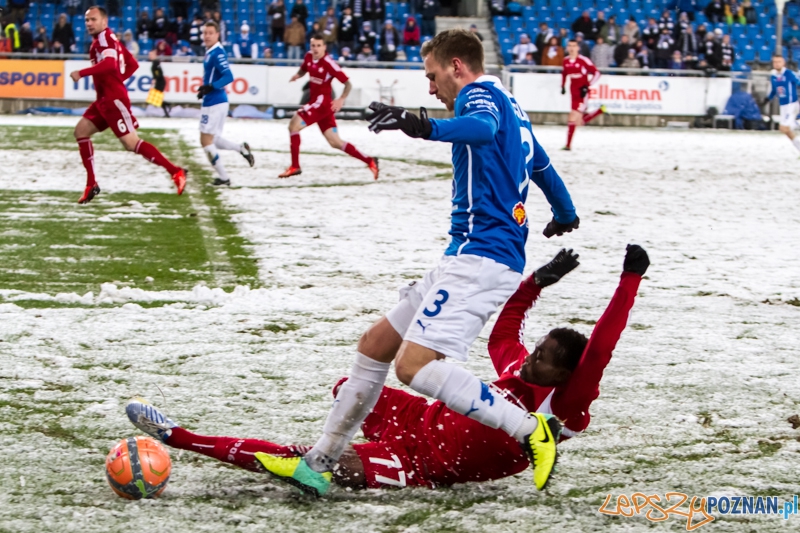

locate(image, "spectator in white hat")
[[233, 22, 258, 59], [512, 33, 538, 64]]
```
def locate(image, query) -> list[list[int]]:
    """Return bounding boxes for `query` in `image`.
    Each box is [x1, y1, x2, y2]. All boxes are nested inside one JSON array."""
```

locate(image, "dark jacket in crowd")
[[571, 14, 593, 37], [613, 41, 631, 66], [290, 1, 308, 25], [703, 38, 721, 68], [719, 42, 735, 70], [52, 22, 75, 51], [362, 0, 385, 22]]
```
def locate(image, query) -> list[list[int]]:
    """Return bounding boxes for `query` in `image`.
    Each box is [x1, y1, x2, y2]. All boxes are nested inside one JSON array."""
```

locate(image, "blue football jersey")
[[202, 42, 233, 107], [442, 75, 540, 273], [768, 68, 800, 106]]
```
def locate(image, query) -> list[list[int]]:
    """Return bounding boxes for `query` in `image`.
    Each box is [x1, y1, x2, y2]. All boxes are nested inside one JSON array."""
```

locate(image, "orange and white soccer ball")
[[105, 436, 171, 499]]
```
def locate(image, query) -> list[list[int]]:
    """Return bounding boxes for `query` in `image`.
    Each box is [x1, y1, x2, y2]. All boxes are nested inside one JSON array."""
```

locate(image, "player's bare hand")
[[331, 97, 345, 113], [289, 74, 301, 82], [70, 71, 82, 82]]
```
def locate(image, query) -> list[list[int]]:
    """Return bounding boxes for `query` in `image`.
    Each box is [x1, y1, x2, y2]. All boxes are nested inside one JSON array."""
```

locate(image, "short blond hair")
[[420, 29, 484, 73]]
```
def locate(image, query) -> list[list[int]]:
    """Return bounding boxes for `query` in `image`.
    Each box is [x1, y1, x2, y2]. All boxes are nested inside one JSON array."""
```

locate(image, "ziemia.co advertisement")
[[63, 60, 267, 104], [0, 60, 64, 99]]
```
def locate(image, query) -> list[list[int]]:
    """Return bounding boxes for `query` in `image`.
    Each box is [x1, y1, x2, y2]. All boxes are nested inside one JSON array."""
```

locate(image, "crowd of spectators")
[[0, 0, 440, 61], [508, 9, 739, 72]]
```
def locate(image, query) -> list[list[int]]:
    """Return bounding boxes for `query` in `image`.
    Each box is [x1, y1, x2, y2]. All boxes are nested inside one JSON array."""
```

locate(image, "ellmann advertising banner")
[[510, 72, 733, 116], [0, 60, 65, 99]]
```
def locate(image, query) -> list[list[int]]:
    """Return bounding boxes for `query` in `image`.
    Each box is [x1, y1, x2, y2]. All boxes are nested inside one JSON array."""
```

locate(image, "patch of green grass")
[[567, 317, 597, 325], [0, 125, 260, 299]]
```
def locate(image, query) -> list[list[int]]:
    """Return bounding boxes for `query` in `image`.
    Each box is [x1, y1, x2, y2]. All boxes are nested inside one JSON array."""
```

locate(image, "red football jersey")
[[400, 272, 641, 486], [561, 54, 600, 94], [301, 52, 348, 109], [87, 28, 135, 101]]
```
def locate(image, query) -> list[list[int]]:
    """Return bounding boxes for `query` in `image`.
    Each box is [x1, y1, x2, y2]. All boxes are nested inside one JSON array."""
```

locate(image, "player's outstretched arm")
[[71, 56, 117, 81], [551, 244, 649, 435], [488, 249, 580, 376]]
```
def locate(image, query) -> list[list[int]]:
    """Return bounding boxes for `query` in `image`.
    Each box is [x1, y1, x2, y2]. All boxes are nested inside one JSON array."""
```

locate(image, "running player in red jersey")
[[126, 245, 649, 491], [69, 6, 186, 204], [561, 39, 606, 151], [278, 33, 379, 179]]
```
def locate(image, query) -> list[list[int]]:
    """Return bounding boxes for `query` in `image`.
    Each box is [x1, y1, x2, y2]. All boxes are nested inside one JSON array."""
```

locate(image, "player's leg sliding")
[[204, 144, 231, 186], [258, 352, 390, 496], [408, 360, 560, 490], [76, 137, 101, 204], [125, 398, 309, 473], [134, 139, 186, 194], [340, 142, 380, 180], [279, 132, 303, 178]]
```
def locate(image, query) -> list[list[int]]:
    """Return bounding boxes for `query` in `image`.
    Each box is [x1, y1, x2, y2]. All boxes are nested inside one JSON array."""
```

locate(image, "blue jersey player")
[[764, 54, 800, 152], [258, 29, 580, 497], [196, 21, 254, 186]]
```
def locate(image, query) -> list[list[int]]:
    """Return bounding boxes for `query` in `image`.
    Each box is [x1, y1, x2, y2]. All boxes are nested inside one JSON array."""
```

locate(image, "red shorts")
[[298, 96, 337, 133], [570, 92, 588, 112], [84, 97, 139, 138]]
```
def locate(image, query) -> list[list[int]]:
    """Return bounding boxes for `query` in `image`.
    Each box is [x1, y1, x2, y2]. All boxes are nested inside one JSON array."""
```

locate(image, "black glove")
[[561, 86, 566, 95], [533, 248, 580, 288], [580, 85, 589, 98], [196, 84, 214, 100], [623, 244, 650, 276], [543, 216, 580, 238], [367, 102, 432, 139]]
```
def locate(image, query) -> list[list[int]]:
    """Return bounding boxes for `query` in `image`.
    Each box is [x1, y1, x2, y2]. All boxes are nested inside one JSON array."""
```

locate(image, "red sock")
[[290, 132, 301, 168], [166, 427, 309, 473], [566, 123, 576, 148], [583, 108, 603, 124], [77, 137, 96, 187], [135, 140, 179, 175], [342, 142, 372, 165]]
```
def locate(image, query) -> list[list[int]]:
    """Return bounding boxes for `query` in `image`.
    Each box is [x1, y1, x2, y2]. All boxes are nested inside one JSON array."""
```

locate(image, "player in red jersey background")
[[126, 245, 649, 491], [278, 33, 379, 179], [561, 39, 605, 151], [69, 6, 185, 204]]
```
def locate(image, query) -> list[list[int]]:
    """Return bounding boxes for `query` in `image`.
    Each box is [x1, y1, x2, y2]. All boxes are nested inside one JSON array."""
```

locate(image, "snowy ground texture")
[[1, 115, 800, 533]]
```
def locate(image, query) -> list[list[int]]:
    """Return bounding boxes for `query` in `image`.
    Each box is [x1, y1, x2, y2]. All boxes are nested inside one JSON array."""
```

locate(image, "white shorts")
[[199, 102, 229, 136], [779, 102, 799, 128], [385, 254, 521, 361]]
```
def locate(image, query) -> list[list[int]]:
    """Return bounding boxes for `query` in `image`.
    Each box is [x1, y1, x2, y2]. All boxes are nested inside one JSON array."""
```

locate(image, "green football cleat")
[[521, 413, 562, 490], [255, 453, 332, 497]]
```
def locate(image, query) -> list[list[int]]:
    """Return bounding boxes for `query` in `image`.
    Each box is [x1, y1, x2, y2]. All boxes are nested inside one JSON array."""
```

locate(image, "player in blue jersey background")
[[764, 54, 800, 153], [258, 29, 580, 497], [196, 21, 255, 186]]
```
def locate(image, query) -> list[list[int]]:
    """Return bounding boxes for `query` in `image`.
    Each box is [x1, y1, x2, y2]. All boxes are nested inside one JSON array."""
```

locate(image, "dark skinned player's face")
[[519, 335, 572, 387]]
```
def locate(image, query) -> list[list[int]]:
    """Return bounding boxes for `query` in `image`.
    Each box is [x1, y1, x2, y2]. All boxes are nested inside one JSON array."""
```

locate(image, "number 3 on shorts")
[[422, 289, 449, 317]]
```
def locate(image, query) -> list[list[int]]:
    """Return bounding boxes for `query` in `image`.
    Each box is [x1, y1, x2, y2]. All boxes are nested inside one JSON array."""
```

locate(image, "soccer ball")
[[105, 436, 171, 500]]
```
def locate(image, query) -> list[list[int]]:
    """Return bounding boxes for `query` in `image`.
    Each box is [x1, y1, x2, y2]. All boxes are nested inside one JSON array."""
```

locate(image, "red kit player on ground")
[[278, 33, 379, 179], [69, 6, 186, 204], [126, 245, 649, 492], [561, 39, 606, 151]]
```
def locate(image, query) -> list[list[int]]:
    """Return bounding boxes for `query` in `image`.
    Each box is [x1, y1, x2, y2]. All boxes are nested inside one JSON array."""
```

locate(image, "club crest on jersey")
[[512, 202, 527, 226]]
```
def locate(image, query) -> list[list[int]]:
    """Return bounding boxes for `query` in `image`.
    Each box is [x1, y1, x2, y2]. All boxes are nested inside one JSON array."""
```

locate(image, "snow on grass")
[[1, 117, 799, 532]]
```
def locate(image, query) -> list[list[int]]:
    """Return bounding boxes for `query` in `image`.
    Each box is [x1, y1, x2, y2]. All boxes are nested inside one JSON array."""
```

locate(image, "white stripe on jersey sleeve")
[[324, 55, 342, 72], [101, 48, 118, 60], [98, 30, 108, 47]]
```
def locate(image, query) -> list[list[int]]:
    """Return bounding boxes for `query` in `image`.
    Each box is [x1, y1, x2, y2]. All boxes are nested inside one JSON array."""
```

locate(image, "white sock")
[[409, 360, 538, 442], [203, 144, 229, 181], [792, 136, 800, 153], [304, 353, 390, 473], [214, 136, 242, 152]]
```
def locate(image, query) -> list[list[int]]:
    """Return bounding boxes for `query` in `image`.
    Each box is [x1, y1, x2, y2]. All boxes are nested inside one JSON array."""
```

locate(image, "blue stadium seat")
[[758, 46, 772, 62], [274, 41, 285, 58], [140, 0, 154, 14], [123, 17, 135, 32], [494, 16, 508, 30], [109, 16, 120, 29], [694, 13, 706, 25], [139, 37, 152, 53], [27, 3, 38, 22]]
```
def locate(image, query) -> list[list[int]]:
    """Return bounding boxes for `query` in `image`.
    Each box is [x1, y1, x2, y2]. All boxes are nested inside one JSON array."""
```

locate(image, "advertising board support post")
[[771, 0, 787, 129]]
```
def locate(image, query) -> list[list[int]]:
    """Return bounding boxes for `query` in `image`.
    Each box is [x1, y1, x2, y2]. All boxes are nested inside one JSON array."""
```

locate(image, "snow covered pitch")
[[0, 116, 799, 532]]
